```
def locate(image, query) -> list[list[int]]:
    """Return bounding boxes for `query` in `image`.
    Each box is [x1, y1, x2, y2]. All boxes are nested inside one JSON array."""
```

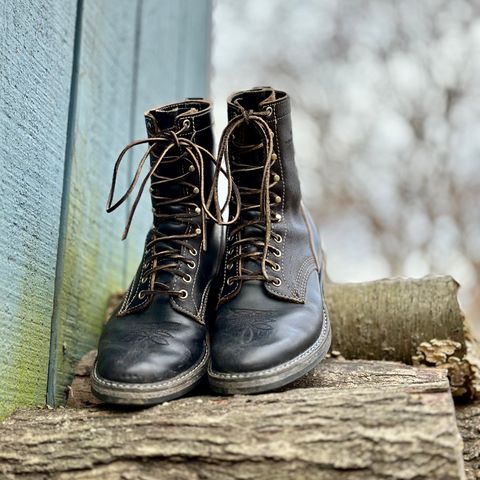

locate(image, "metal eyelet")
[[265, 106, 273, 117], [274, 213, 282, 222], [194, 206, 201, 214], [271, 263, 281, 272], [187, 260, 196, 269], [183, 274, 192, 283], [227, 277, 234, 286], [272, 278, 282, 286], [193, 187, 199, 194], [273, 247, 282, 257], [188, 165, 195, 172], [179, 289, 188, 299], [274, 195, 282, 204], [273, 174, 280, 182], [271, 153, 278, 161], [189, 247, 197, 256], [138, 291, 146, 299], [227, 262, 233, 270], [140, 275, 148, 283], [182, 119, 191, 129], [273, 233, 282, 243]]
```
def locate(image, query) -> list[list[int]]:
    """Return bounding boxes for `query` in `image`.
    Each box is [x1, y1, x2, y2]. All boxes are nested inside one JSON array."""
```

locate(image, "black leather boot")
[[91, 100, 221, 405], [208, 88, 331, 394]]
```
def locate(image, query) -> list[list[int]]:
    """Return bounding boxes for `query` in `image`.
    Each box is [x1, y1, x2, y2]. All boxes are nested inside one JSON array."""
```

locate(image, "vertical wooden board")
[[49, 0, 139, 405], [125, 0, 213, 278], [0, 0, 76, 419], [176, 0, 212, 98]]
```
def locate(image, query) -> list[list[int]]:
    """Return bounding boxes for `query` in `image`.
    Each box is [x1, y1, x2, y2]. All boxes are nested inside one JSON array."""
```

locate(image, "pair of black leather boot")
[[91, 87, 331, 404]]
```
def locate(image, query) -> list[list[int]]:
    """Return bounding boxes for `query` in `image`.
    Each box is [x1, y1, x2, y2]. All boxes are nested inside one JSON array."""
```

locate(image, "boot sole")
[[90, 344, 209, 405], [207, 306, 331, 395]]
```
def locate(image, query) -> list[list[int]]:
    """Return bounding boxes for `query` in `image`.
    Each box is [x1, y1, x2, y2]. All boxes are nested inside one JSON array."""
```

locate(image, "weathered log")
[[326, 275, 465, 362], [456, 401, 480, 480], [0, 359, 465, 480], [64, 350, 478, 477], [326, 275, 479, 398], [66, 351, 451, 408]]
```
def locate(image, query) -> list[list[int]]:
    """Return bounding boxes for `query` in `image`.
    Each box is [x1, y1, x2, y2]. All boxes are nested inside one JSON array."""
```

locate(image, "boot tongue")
[[229, 88, 278, 282], [145, 107, 198, 134], [233, 87, 276, 111], [144, 108, 199, 233], [231, 103, 274, 277], [259, 89, 276, 105], [143, 110, 196, 285]]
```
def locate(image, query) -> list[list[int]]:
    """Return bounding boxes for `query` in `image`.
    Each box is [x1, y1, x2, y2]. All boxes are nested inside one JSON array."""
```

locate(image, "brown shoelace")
[[107, 124, 237, 298], [209, 103, 282, 285]]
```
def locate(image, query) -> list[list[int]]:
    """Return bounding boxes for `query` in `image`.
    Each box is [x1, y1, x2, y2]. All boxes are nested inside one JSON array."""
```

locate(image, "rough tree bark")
[[326, 275, 465, 361], [456, 401, 480, 480], [0, 360, 465, 480]]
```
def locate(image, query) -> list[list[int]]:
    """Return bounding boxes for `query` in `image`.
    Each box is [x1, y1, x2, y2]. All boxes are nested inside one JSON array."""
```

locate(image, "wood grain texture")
[[48, 0, 138, 406], [0, 360, 465, 479], [126, 0, 212, 277], [456, 401, 480, 480], [326, 275, 466, 363], [0, 0, 76, 419]]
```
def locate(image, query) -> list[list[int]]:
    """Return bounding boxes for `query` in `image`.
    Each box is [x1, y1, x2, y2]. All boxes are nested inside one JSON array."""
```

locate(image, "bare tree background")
[[212, 0, 480, 327]]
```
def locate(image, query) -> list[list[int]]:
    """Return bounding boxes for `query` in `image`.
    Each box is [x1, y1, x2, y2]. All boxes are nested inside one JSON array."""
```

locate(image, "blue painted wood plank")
[[48, 0, 139, 405], [126, 0, 213, 276], [0, 0, 77, 419]]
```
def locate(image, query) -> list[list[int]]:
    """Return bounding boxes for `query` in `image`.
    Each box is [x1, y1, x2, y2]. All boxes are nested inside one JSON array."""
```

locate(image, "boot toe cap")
[[96, 313, 206, 384], [210, 301, 324, 374]]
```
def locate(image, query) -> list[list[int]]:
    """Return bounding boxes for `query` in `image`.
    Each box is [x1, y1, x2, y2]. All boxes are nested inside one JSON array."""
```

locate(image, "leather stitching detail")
[[265, 111, 301, 302], [119, 248, 151, 315], [266, 111, 290, 123], [170, 232, 202, 323], [198, 278, 213, 320], [294, 257, 317, 300], [219, 228, 242, 306], [191, 122, 212, 137], [301, 202, 320, 271]]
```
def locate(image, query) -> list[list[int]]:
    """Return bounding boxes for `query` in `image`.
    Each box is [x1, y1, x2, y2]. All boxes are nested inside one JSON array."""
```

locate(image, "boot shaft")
[[112, 100, 221, 321], [226, 88, 303, 219], [144, 100, 215, 233], [219, 87, 321, 306]]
